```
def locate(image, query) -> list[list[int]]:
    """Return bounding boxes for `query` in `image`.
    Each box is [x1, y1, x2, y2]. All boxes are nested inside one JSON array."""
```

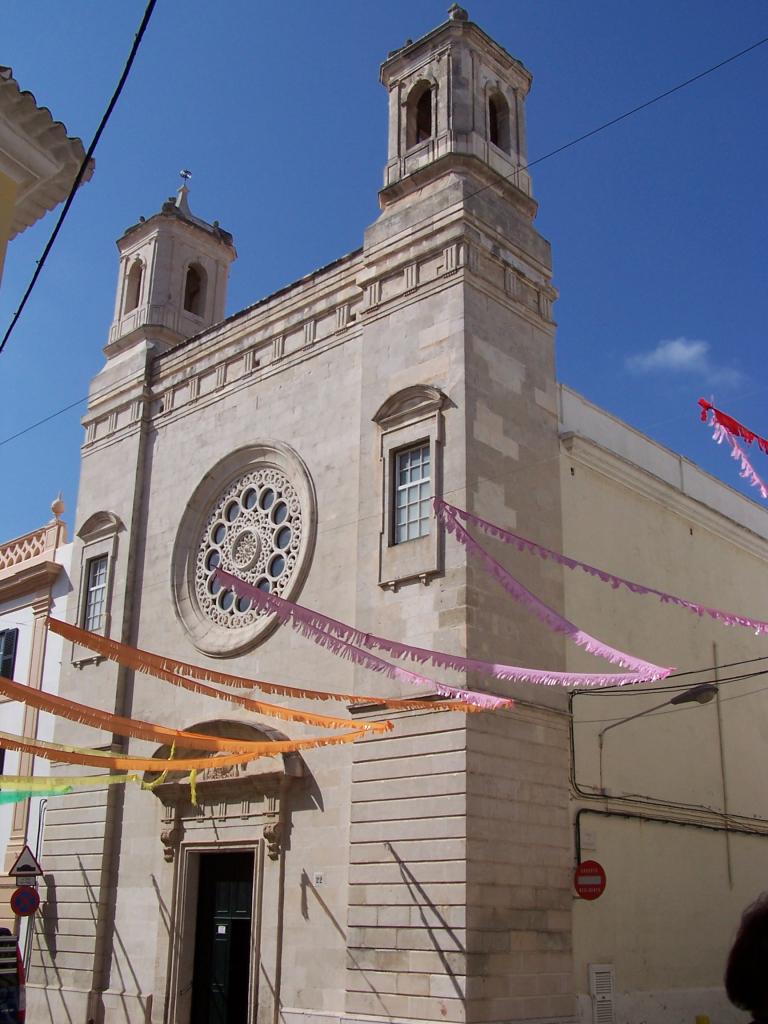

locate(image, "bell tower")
[[379, 2, 533, 208], [352, 10, 570, 1022], [106, 176, 236, 357]]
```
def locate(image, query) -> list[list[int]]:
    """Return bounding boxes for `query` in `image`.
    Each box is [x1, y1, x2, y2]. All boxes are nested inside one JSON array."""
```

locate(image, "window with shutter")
[[0, 629, 18, 679], [0, 631, 18, 772]]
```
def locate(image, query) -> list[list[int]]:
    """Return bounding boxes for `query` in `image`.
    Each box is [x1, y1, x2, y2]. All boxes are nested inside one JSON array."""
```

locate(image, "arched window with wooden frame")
[[488, 90, 511, 154], [406, 81, 434, 150], [123, 259, 143, 315], [184, 262, 207, 317]]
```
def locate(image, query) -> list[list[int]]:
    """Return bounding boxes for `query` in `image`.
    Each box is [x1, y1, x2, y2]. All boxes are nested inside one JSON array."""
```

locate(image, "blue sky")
[[1, 0, 766, 542]]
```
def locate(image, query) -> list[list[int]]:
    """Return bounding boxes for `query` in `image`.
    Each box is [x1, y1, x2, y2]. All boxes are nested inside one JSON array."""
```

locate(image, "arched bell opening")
[[488, 90, 512, 154], [123, 258, 144, 314], [183, 261, 207, 316], [406, 80, 435, 150]]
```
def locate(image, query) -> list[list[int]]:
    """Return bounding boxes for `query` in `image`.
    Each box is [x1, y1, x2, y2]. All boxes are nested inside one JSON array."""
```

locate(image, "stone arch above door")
[[144, 718, 305, 862]]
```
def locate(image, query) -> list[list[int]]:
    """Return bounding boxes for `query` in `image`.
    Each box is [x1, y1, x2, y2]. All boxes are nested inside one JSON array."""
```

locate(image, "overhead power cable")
[[393, 31, 768, 248], [0, 0, 158, 357], [1, 30, 766, 434], [575, 656, 768, 695], [574, 667, 768, 705], [575, 670, 768, 724], [523, 33, 768, 174], [0, 394, 87, 449]]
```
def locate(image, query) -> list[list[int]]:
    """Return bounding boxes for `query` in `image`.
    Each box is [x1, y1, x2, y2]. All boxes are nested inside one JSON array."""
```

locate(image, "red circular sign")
[[10, 885, 39, 917], [574, 860, 606, 900]]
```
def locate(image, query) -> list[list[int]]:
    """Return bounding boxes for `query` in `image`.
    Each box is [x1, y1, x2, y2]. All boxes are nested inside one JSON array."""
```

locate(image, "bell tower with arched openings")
[[380, 2, 533, 207], [107, 177, 236, 356]]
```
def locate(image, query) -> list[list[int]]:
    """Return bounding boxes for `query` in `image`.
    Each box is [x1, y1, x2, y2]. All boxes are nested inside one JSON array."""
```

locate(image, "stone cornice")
[[146, 327, 361, 437], [155, 248, 365, 375], [117, 206, 235, 255], [561, 432, 768, 561], [379, 151, 536, 218], [381, 18, 531, 91], [0, 557, 61, 602]]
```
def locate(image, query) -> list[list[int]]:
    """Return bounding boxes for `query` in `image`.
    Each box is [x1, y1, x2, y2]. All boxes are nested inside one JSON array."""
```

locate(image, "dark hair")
[[725, 893, 768, 1016]]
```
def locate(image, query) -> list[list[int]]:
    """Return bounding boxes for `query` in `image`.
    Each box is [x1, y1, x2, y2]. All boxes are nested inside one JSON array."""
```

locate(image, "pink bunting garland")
[[215, 571, 665, 689], [711, 422, 768, 501], [437, 506, 671, 679], [435, 499, 768, 638], [699, 399, 768, 499], [699, 399, 768, 455], [215, 571, 509, 706]]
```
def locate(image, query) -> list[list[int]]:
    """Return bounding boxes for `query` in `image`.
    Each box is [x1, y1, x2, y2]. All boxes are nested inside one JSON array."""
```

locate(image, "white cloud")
[[626, 337, 743, 388]]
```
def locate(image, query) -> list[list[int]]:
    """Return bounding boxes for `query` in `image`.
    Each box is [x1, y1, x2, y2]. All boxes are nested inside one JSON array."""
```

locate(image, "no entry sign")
[[10, 885, 40, 917], [574, 860, 606, 900]]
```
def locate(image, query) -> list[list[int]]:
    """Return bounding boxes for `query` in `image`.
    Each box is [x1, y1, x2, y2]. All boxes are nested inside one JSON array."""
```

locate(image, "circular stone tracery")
[[231, 528, 261, 570], [195, 468, 302, 629], [172, 443, 316, 657]]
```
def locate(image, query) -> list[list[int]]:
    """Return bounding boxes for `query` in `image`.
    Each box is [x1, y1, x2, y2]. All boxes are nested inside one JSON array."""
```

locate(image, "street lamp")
[[598, 682, 718, 794]]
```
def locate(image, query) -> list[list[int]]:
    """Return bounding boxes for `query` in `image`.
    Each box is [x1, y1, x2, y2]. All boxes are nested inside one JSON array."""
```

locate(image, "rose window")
[[172, 443, 316, 656], [194, 468, 303, 628]]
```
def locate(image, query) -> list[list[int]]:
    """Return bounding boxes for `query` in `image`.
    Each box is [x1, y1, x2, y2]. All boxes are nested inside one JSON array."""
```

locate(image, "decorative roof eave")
[[0, 66, 94, 238]]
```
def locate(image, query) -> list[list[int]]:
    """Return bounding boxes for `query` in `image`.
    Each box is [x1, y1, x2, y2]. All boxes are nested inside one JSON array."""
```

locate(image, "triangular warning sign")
[[8, 845, 42, 877]]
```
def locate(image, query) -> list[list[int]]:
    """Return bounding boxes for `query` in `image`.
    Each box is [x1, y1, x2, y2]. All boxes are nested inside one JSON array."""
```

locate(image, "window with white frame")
[[394, 443, 431, 544], [72, 510, 123, 664], [374, 385, 445, 587], [83, 556, 108, 632]]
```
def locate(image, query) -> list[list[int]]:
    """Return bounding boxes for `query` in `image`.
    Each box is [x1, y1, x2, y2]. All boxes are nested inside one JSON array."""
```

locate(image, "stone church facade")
[[26, 8, 768, 1024]]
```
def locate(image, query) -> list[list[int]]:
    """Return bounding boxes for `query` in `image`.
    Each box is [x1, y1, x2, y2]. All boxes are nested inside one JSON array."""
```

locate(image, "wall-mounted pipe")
[[574, 806, 768, 867]]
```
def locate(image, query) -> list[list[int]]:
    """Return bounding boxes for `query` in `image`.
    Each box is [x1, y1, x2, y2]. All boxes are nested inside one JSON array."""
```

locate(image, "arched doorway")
[[145, 720, 304, 1024]]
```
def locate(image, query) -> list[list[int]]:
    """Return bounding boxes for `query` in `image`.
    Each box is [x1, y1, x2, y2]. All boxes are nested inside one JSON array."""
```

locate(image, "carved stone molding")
[[263, 821, 283, 861], [160, 817, 184, 863]]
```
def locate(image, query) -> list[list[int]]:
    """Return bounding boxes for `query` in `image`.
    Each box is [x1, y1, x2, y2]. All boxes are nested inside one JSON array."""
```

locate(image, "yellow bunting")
[[189, 769, 198, 806], [0, 773, 140, 789], [0, 727, 370, 773], [48, 617, 477, 714], [142, 743, 175, 791]]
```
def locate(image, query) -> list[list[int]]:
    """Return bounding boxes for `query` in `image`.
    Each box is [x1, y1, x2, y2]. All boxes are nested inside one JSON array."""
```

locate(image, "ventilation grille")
[[588, 963, 615, 1024]]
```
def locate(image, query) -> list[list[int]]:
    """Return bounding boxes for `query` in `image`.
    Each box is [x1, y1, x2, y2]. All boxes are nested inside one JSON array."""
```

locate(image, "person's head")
[[726, 893, 768, 1018]]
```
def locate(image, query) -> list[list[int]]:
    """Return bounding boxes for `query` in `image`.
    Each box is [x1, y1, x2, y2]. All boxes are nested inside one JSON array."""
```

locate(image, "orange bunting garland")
[[48, 618, 391, 733], [0, 675, 352, 752], [48, 617, 480, 715], [0, 727, 370, 773]]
